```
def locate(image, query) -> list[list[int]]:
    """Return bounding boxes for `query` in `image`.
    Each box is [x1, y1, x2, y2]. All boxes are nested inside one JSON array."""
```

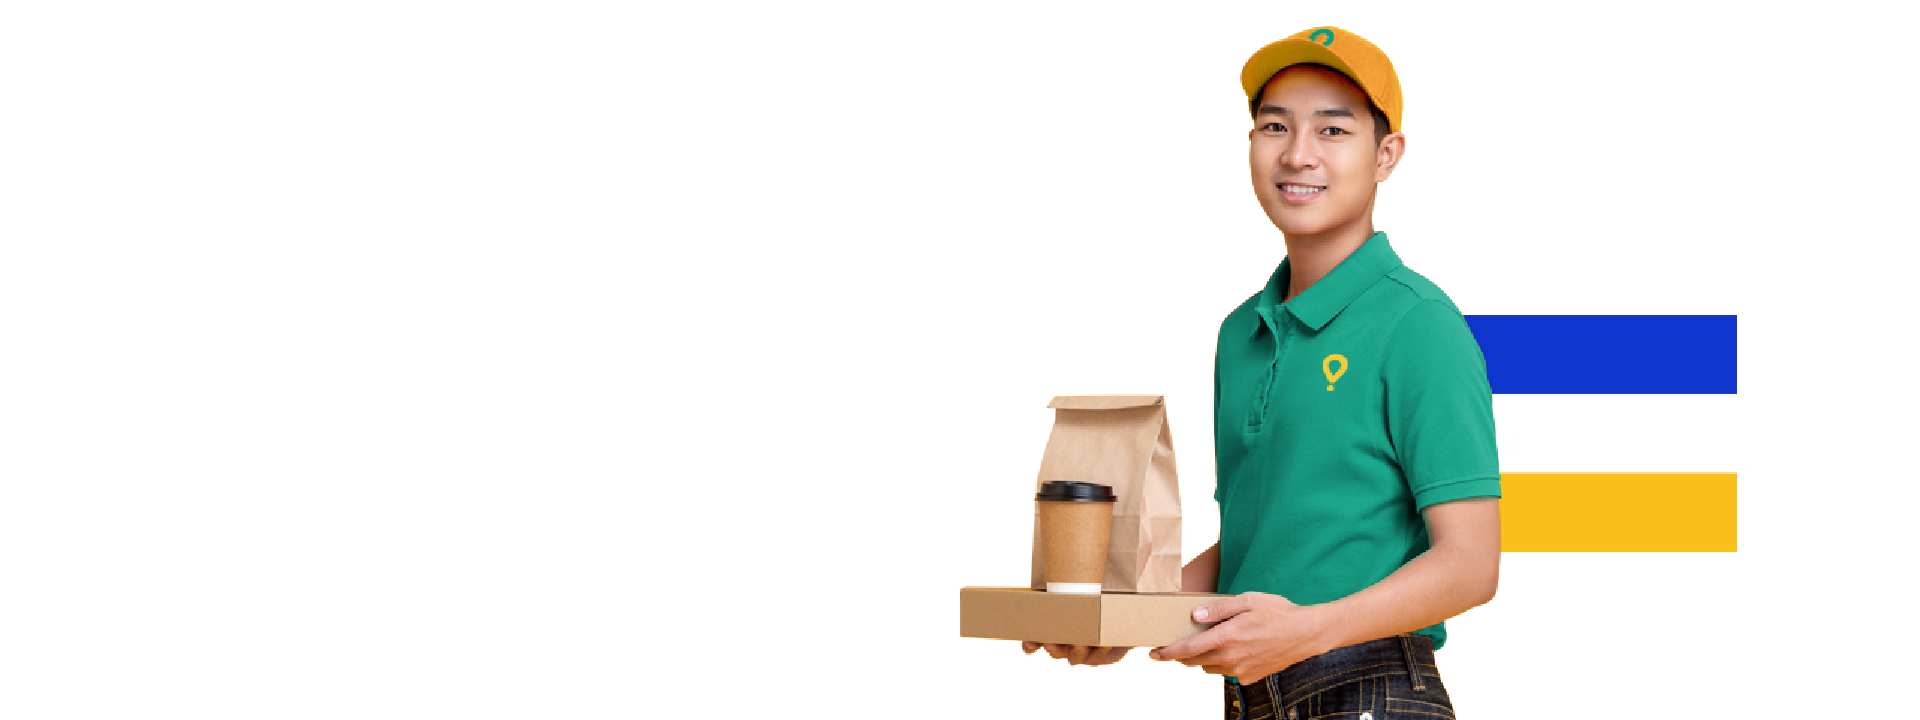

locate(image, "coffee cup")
[[1035, 480, 1117, 594]]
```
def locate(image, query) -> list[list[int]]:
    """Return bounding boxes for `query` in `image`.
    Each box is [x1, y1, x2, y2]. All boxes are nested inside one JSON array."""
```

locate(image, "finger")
[[1178, 647, 1232, 669], [1021, 641, 1039, 654], [1192, 642, 1249, 675], [1065, 644, 1092, 665], [1150, 626, 1226, 662], [1092, 646, 1132, 665]]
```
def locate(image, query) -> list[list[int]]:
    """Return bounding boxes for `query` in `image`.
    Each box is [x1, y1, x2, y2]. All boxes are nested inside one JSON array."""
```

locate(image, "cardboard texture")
[[1029, 395, 1181, 593], [958, 587, 1229, 647], [1038, 500, 1114, 585]]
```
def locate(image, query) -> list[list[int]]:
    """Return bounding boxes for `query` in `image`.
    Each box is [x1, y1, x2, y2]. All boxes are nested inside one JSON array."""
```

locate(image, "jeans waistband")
[[1267, 634, 1435, 704]]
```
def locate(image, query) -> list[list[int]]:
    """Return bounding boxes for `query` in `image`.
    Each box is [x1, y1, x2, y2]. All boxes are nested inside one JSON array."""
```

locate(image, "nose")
[[1279, 131, 1320, 172]]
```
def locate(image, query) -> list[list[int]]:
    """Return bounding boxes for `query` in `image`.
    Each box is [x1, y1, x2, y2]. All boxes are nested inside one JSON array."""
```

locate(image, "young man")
[[1022, 27, 1502, 719]]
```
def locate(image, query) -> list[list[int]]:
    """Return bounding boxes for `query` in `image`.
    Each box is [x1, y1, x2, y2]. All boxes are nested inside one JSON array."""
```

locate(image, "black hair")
[[1252, 63, 1392, 145]]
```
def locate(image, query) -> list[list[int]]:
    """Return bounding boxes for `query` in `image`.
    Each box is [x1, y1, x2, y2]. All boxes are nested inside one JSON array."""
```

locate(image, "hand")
[[1146, 592, 1331, 683], [1020, 641, 1131, 666]]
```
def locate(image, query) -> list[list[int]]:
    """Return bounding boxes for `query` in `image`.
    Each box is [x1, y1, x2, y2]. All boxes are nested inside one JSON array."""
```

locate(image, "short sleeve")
[[1382, 300, 1501, 508]]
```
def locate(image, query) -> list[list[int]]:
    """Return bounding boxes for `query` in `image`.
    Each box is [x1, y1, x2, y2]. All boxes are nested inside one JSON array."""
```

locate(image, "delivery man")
[[1021, 27, 1502, 719]]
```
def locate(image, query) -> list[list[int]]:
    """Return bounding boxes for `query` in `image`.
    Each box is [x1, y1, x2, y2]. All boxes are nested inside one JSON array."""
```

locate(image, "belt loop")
[[1399, 634, 1426, 691], [1231, 680, 1248, 720], [1265, 672, 1283, 716]]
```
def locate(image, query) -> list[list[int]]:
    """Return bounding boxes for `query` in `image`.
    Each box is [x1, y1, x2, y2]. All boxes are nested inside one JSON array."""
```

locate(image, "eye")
[[1260, 122, 1286, 132], [1321, 127, 1348, 135]]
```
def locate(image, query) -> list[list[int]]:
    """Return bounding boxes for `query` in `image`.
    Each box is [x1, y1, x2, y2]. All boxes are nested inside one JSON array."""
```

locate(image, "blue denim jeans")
[[1224, 634, 1455, 720]]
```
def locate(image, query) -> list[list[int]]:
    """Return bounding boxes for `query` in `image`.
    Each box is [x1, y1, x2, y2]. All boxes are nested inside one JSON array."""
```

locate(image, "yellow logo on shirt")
[[1324, 354, 1348, 391]]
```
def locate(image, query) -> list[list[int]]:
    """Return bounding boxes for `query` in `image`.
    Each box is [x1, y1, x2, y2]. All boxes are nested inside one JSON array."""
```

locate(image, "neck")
[[1280, 216, 1375, 303]]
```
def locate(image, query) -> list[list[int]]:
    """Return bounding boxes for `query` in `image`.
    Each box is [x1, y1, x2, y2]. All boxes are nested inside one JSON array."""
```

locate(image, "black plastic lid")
[[1035, 480, 1117, 502]]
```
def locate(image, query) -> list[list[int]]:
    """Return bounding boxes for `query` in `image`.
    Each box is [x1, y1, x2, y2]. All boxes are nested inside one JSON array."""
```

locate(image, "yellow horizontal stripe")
[[1500, 473, 1736, 552]]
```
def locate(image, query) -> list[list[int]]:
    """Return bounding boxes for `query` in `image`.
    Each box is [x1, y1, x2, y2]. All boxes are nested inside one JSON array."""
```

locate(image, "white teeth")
[[1281, 184, 1323, 194]]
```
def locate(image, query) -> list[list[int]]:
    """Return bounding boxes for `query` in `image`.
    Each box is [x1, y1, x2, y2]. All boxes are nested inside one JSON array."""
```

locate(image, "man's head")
[[1247, 64, 1405, 239], [1240, 28, 1405, 239]]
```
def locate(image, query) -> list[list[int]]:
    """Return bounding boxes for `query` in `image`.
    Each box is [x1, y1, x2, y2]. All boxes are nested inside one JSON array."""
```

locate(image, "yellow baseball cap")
[[1240, 27, 1402, 132]]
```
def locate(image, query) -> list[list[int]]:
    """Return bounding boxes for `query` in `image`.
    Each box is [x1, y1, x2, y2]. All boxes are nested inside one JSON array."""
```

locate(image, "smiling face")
[[1248, 65, 1404, 241]]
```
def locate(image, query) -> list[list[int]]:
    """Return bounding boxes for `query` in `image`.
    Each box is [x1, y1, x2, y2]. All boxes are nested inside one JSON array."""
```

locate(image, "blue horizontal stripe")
[[1464, 315, 1737, 394]]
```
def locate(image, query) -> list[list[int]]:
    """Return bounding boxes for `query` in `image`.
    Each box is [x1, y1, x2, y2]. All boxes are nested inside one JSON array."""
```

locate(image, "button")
[[1359, 713, 1372, 720], [1286, 709, 1297, 720]]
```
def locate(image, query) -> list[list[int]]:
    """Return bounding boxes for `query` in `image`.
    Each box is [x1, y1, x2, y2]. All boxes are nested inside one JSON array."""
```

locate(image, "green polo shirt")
[[1213, 231, 1499, 651]]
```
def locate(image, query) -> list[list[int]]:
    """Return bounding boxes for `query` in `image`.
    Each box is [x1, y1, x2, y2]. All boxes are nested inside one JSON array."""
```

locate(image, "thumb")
[[1191, 592, 1262, 623]]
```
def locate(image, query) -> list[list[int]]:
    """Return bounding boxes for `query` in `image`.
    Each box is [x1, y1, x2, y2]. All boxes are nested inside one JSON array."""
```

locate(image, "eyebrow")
[[1255, 105, 1357, 119]]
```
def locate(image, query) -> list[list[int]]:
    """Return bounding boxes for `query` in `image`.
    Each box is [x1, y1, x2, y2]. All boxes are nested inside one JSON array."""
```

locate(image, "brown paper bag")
[[1029, 395, 1181, 593]]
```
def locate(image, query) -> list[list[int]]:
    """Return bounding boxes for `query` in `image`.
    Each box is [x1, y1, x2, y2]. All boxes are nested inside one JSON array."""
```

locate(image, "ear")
[[1374, 131, 1406, 183]]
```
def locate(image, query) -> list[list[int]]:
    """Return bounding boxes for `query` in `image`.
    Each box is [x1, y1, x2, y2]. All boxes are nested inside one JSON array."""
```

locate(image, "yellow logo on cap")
[[1310, 29, 1334, 46]]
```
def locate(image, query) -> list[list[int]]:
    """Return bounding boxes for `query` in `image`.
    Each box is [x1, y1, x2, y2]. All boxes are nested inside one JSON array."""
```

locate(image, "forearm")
[[1182, 541, 1221, 593], [1306, 540, 1497, 654]]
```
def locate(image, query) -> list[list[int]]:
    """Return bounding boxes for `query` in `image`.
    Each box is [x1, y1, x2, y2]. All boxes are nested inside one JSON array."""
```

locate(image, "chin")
[[1269, 212, 1339, 237], [1264, 198, 1363, 238]]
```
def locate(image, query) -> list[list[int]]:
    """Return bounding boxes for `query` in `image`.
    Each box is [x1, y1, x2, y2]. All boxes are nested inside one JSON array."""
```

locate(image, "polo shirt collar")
[[1257, 231, 1403, 333]]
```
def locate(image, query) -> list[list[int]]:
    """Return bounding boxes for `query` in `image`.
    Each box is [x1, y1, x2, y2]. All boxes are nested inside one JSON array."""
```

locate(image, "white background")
[[1, 1, 1914, 717]]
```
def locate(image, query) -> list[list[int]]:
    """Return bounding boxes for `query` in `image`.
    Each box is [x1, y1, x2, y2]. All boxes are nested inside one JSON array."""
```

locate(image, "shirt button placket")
[[1268, 313, 1294, 418], [1247, 308, 1291, 430]]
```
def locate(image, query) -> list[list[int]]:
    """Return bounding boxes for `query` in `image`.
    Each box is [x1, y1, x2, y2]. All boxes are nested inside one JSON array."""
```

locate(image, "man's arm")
[[1150, 499, 1499, 682], [1183, 541, 1221, 593], [1310, 498, 1499, 648]]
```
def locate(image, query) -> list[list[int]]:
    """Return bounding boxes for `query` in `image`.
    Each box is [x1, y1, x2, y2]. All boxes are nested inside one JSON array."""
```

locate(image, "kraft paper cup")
[[1036, 481, 1117, 594]]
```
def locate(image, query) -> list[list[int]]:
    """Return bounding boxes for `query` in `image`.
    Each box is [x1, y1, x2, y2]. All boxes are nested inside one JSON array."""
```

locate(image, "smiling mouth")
[[1277, 183, 1326, 199]]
